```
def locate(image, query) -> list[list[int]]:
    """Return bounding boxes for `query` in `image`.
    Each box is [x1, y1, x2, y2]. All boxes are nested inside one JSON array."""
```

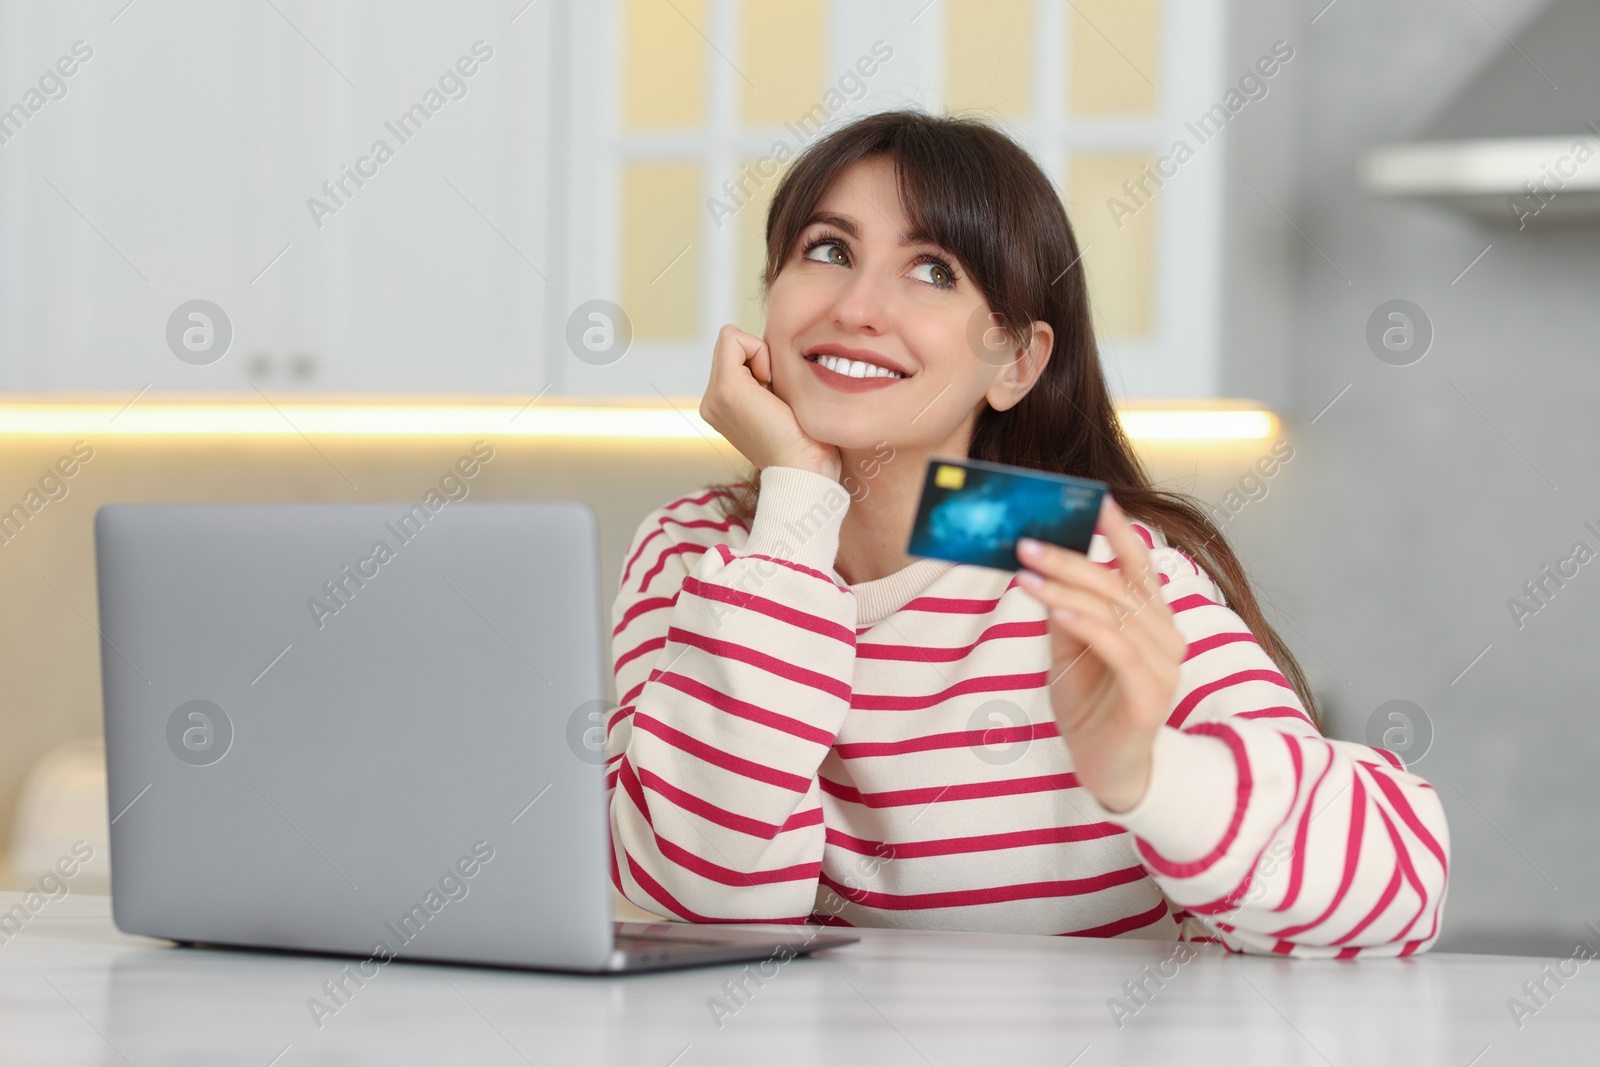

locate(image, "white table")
[[1, 892, 1593, 1065]]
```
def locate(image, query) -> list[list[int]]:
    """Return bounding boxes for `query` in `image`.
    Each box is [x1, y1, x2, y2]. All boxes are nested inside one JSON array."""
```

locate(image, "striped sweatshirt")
[[606, 466, 1450, 957]]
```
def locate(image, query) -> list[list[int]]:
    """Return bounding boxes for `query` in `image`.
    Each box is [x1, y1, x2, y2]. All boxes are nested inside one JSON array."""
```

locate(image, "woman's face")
[[763, 155, 1047, 454]]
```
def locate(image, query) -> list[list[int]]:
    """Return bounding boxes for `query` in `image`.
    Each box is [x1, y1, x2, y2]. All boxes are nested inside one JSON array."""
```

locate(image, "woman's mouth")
[[803, 349, 910, 392]]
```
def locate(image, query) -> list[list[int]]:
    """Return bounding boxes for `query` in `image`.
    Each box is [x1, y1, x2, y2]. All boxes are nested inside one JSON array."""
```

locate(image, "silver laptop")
[[94, 502, 855, 973]]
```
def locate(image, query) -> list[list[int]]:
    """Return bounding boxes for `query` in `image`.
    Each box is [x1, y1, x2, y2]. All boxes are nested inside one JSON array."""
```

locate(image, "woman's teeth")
[[811, 354, 905, 379]]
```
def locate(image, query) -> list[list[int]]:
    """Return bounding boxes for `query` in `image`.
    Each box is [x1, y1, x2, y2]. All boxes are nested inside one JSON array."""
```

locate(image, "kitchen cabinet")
[[0, 1, 553, 396]]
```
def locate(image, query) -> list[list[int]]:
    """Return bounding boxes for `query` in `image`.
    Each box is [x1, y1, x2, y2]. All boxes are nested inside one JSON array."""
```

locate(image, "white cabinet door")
[[0, 0, 554, 395]]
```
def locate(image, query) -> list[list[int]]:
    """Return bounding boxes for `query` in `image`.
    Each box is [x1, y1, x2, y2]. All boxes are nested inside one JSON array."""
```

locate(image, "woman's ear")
[[984, 320, 1054, 412]]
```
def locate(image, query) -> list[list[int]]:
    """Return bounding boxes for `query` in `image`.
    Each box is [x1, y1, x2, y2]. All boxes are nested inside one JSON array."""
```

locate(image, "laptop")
[[93, 501, 856, 973]]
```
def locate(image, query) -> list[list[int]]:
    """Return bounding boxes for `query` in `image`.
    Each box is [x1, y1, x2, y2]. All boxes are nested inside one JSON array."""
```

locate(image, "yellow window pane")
[[1068, 0, 1161, 116], [622, 162, 702, 340], [624, 0, 707, 128], [945, 0, 1032, 117], [1066, 153, 1157, 338], [733, 156, 790, 332], [741, 0, 826, 125]]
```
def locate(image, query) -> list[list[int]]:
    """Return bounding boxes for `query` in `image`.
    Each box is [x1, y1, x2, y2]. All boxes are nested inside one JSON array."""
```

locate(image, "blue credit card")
[[906, 457, 1108, 571]]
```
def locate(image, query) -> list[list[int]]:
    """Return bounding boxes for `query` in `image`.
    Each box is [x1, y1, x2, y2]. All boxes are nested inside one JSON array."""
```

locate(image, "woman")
[[607, 110, 1448, 957]]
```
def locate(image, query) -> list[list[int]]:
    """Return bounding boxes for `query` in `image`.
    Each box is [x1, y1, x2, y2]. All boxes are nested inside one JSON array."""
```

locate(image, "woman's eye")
[[804, 242, 849, 267], [910, 261, 955, 288]]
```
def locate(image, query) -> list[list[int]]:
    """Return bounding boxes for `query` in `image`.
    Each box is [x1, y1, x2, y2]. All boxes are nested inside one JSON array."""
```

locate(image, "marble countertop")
[[1, 892, 1595, 1065]]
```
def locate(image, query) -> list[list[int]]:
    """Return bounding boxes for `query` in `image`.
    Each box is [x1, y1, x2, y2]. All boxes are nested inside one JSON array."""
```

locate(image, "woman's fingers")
[[1048, 607, 1174, 729], [701, 323, 842, 480], [1024, 579, 1174, 676], [1097, 495, 1167, 612], [746, 336, 772, 388], [1016, 508, 1185, 662], [703, 325, 773, 430], [1017, 535, 1171, 635], [1030, 558, 1180, 701], [1094, 496, 1188, 661], [1021, 546, 1142, 610], [713, 324, 765, 382]]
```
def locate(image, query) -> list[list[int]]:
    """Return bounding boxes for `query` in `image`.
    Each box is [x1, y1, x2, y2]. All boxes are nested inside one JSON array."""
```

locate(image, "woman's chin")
[[793, 410, 889, 452], [794, 399, 965, 454]]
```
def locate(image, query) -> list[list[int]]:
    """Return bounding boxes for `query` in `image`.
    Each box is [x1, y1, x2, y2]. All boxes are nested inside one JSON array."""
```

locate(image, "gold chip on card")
[[934, 464, 966, 489]]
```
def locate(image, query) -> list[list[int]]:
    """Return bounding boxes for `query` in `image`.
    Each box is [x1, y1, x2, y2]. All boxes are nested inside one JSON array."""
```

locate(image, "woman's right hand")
[[699, 324, 842, 481]]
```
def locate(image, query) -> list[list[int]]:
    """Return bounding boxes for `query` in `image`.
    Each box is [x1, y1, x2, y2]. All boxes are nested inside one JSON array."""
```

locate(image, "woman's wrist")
[[1084, 749, 1154, 813]]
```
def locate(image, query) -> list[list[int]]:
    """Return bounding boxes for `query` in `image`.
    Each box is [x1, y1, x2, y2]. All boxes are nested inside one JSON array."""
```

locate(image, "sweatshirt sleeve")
[[1074, 533, 1451, 958], [606, 468, 858, 922]]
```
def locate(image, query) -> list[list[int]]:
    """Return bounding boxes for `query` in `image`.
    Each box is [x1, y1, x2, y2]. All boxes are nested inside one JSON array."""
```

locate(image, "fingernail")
[[1018, 570, 1043, 590], [1017, 537, 1042, 557]]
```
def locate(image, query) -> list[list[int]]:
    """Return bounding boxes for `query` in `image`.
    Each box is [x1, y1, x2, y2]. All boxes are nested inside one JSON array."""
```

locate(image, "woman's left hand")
[[1014, 495, 1188, 813]]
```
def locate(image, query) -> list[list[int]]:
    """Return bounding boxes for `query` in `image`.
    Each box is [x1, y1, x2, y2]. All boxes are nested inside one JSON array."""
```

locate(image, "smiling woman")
[[607, 110, 1449, 959]]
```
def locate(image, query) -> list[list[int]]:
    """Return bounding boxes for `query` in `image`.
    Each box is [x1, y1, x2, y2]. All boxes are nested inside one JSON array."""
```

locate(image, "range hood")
[[1362, 0, 1600, 227]]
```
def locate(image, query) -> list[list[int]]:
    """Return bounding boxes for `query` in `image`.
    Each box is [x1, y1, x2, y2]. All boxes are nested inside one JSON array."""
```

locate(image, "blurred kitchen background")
[[0, 0, 1594, 954]]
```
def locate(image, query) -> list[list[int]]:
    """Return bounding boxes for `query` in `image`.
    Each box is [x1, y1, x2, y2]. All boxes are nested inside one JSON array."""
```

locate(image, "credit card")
[[906, 456, 1108, 571]]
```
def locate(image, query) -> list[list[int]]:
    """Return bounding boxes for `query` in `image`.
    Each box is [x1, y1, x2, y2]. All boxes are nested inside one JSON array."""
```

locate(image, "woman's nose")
[[831, 267, 891, 332]]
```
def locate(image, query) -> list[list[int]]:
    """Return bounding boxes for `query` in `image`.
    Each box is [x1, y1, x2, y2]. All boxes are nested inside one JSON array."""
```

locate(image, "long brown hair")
[[711, 109, 1321, 731]]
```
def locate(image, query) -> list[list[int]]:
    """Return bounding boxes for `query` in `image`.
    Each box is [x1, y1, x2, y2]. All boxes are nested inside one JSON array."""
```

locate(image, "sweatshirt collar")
[[846, 558, 961, 627]]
